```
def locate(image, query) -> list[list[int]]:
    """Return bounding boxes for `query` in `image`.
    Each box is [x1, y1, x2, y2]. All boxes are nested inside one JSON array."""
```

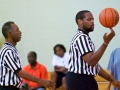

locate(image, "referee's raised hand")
[[103, 28, 115, 45], [39, 79, 55, 89]]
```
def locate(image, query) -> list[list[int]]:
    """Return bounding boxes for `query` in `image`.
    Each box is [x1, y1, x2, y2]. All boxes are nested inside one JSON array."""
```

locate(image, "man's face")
[[10, 24, 22, 42], [81, 12, 94, 33], [27, 52, 36, 65]]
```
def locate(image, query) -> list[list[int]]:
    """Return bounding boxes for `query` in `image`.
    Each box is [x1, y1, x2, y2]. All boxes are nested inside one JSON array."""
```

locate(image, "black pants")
[[66, 72, 98, 90], [56, 71, 66, 88], [0, 86, 20, 90]]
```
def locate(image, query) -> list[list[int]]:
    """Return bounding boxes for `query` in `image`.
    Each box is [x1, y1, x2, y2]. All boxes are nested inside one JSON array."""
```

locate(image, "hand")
[[103, 28, 115, 44], [39, 79, 55, 89], [111, 79, 120, 89], [29, 88, 35, 90]]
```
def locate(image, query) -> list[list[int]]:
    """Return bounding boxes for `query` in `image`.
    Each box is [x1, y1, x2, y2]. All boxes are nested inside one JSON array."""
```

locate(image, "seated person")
[[51, 44, 69, 90], [23, 51, 48, 90]]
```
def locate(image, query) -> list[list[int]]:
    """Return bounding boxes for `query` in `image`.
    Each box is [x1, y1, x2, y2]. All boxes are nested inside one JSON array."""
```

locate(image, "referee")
[[0, 21, 55, 90], [66, 10, 120, 90]]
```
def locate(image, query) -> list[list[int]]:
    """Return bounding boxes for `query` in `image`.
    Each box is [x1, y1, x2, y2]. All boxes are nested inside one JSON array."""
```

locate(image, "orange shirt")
[[23, 62, 48, 88]]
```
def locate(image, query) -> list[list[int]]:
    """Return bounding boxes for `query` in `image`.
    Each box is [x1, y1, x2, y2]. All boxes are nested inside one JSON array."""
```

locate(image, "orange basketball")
[[99, 8, 119, 28]]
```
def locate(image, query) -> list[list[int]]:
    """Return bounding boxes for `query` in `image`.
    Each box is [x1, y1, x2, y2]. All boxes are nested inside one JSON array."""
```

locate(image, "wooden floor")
[[47, 70, 112, 90]]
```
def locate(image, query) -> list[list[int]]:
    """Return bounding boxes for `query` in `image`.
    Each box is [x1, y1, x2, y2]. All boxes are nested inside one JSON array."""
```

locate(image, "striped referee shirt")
[[68, 29, 100, 76], [0, 42, 22, 88]]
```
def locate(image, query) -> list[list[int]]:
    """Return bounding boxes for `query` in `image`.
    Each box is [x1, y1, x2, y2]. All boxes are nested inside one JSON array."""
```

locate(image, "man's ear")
[[8, 30, 12, 37], [77, 19, 83, 25]]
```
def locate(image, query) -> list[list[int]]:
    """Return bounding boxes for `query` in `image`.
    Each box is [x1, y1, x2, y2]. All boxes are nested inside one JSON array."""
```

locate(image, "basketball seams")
[[110, 8, 114, 28], [114, 10, 119, 25], [105, 8, 108, 28]]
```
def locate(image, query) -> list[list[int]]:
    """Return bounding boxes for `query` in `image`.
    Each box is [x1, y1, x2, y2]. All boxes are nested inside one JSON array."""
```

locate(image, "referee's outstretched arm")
[[17, 69, 55, 89], [98, 66, 120, 89]]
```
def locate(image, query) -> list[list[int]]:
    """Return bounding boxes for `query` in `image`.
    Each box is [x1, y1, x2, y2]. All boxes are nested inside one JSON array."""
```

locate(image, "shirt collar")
[[28, 62, 39, 69], [5, 42, 18, 53], [77, 29, 89, 36], [5, 42, 14, 47]]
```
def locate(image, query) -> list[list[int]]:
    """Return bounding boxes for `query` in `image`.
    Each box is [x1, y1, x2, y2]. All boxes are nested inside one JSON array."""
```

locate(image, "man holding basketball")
[[66, 10, 120, 90]]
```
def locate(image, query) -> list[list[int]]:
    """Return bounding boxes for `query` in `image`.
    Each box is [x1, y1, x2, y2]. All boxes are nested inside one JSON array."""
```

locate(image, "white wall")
[[0, 0, 120, 71]]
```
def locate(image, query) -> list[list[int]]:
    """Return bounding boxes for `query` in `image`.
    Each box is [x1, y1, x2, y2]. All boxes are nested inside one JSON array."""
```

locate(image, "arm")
[[98, 66, 120, 89], [55, 66, 68, 73], [82, 28, 115, 67], [98, 66, 113, 82], [107, 81, 112, 90], [58, 67, 68, 73], [16, 70, 55, 89], [54, 65, 64, 70], [30, 65, 49, 90], [54, 65, 63, 69], [54, 65, 67, 73], [4, 50, 54, 89], [82, 43, 107, 67]]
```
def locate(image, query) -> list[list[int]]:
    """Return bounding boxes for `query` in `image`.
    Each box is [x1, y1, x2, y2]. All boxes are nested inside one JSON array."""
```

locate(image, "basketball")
[[99, 8, 119, 28]]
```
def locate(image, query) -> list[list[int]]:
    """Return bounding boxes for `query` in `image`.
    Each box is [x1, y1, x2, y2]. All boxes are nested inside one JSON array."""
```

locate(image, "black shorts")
[[66, 72, 98, 90], [0, 86, 20, 90], [56, 71, 66, 88]]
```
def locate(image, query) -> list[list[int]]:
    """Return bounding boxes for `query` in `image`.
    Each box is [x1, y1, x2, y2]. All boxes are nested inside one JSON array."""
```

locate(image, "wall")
[[0, 0, 120, 71]]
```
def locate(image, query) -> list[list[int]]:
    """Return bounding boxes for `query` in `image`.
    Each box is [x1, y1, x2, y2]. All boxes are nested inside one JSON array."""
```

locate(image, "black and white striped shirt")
[[68, 29, 100, 76], [0, 42, 22, 88]]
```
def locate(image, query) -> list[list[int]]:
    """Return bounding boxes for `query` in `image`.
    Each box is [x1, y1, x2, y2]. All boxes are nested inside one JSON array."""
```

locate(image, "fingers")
[[103, 32, 107, 38], [104, 28, 115, 39], [47, 80, 56, 89], [50, 81, 55, 87], [103, 33, 108, 43], [40, 79, 55, 89], [108, 28, 115, 36], [113, 81, 120, 89], [109, 28, 113, 31]]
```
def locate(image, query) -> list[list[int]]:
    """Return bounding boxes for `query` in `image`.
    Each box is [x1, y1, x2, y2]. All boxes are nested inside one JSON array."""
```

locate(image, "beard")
[[28, 60, 36, 65], [83, 25, 94, 33]]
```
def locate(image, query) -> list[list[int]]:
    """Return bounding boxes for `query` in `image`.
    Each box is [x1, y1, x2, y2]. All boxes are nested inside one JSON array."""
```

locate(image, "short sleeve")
[[52, 55, 57, 67], [76, 35, 93, 56], [107, 51, 114, 74], [64, 52, 69, 68], [4, 50, 22, 73]]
